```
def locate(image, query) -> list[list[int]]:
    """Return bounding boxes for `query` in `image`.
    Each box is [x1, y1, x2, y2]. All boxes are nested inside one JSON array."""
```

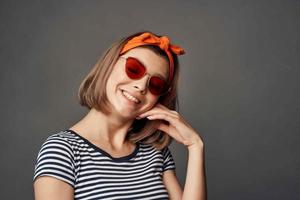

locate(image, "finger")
[[139, 108, 178, 118], [147, 113, 179, 125], [141, 111, 177, 119], [137, 108, 160, 117]]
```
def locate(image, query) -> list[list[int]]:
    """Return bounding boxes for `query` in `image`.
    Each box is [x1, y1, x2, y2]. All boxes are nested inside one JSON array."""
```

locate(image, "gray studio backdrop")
[[1, 0, 299, 199]]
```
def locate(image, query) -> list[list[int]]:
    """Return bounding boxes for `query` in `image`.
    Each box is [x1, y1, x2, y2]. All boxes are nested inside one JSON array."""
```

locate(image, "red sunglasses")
[[120, 56, 171, 96]]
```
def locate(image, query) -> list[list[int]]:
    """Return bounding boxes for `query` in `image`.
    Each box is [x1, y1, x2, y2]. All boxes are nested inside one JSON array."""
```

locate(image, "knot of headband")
[[120, 32, 185, 85]]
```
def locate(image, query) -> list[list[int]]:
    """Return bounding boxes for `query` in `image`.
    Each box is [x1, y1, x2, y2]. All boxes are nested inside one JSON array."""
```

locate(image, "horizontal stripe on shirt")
[[33, 129, 176, 200]]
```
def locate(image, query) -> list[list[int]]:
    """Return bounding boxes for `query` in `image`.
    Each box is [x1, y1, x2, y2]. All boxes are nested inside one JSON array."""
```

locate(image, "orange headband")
[[120, 32, 185, 85]]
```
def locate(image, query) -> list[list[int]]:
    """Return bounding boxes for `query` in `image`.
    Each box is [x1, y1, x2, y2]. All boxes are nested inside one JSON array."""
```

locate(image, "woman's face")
[[105, 47, 169, 119]]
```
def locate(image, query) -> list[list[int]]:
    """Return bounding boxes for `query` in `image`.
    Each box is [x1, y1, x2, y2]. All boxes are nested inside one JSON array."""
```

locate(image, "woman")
[[33, 31, 207, 200]]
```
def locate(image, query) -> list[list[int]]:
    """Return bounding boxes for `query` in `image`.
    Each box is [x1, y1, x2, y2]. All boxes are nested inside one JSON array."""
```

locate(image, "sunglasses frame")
[[119, 56, 172, 96]]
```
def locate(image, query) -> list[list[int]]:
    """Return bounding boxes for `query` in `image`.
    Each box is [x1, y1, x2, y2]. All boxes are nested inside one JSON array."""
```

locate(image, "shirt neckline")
[[65, 129, 140, 162]]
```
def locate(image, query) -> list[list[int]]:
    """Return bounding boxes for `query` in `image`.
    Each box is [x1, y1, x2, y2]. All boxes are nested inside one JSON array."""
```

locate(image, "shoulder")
[[33, 130, 78, 187], [137, 142, 175, 169], [40, 130, 79, 148], [36, 130, 80, 160], [138, 142, 173, 156], [45, 130, 78, 144]]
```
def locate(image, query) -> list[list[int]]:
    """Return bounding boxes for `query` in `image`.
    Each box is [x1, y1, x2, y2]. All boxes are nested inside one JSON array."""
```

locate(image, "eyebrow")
[[121, 56, 168, 80]]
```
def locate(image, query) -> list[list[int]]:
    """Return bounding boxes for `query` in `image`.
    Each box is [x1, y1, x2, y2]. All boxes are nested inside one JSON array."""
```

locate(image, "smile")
[[122, 90, 140, 104]]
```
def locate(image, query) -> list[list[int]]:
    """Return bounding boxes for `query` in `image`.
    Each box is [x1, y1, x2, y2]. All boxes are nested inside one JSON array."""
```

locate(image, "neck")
[[71, 107, 135, 150]]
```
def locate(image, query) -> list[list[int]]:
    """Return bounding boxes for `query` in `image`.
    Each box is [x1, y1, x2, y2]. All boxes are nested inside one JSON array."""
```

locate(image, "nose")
[[132, 75, 150, 94]]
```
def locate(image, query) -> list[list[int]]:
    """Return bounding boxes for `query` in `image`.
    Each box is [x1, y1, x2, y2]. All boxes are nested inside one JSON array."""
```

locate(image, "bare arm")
[[163, 139, 206, 200], [182, 140, 207, 200], [138, 104, 207, 199], [163, 170, 183, 200], [33, 176, 74, 200]]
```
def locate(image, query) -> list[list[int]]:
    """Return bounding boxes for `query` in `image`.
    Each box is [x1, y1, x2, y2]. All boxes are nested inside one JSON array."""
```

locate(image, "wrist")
[[187, 136, 204, 150]]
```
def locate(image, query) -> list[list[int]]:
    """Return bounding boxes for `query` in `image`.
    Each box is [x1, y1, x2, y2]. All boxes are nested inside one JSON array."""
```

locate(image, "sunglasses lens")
[[124, 57, 168, 96], [149, 76, 167, 96], [125, 57, 145, 79]]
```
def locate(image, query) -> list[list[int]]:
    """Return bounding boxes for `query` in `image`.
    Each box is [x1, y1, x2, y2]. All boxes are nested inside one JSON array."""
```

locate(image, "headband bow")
[[120, 32, 185, 85]]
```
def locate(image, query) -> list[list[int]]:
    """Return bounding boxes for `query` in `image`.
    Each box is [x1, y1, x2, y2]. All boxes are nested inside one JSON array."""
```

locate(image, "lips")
[[121, 90, 141, 104]]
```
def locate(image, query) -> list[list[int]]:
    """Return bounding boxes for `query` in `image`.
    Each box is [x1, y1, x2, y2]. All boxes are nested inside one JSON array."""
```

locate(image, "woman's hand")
[[137, 103, 204, 149]]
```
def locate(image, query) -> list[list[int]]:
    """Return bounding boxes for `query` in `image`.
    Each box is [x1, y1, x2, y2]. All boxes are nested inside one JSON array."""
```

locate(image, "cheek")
[[107, 70, 127, 90], [144, 96, 160, 109]]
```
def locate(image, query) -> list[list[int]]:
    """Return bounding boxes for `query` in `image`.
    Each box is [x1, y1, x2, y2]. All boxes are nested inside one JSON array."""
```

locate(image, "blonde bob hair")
[[78, 30, 181, 150]]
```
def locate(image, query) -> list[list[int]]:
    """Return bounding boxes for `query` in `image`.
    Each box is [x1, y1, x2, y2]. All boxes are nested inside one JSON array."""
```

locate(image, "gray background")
[[1, 0, 299, 199]]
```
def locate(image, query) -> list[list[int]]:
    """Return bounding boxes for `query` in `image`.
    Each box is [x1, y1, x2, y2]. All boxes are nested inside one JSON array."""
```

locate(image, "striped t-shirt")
[[33, 129, 176, 200]]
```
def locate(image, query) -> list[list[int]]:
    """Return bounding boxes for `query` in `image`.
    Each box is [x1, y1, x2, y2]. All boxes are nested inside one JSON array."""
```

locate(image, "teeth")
[[122, 91, 139, 103]]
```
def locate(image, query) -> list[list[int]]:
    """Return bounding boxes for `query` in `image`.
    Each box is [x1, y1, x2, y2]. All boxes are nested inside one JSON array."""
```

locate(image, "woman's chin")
[[115, 109, 139, 121]]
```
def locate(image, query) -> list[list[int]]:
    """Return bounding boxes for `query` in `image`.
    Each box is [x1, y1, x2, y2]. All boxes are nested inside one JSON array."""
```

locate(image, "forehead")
[[121, 47, 169, 79]]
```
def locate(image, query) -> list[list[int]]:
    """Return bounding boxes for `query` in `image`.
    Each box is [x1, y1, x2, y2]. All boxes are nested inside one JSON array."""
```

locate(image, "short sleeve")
[[33, 135, 76, 188], [162, 146, 176, 172]]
